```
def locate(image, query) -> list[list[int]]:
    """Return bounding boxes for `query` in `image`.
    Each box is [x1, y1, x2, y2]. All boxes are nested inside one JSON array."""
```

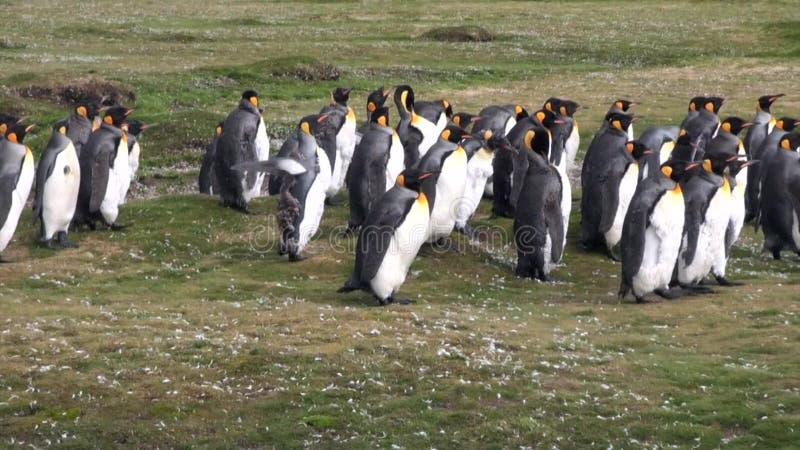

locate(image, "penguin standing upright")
[[682, 96, 725, 155], [320, 87, 357, 201], [759, 133, 800, 259], [199, 121, 224, 195], [472, 104, 528, 137], [747, 116, 798, 223], [544, 98, 581, 169], [358, 87, 391, 135], [124, 120, 149, 198], [394, 85, 424, 169], [215, 90, 270, 212], [75, 106, 132, 230], [454, 130, 502, 236], [513, 125, 564, 281], [743, 94, 783, 158], [0, 123, 35, 261], [33, 125, 80, 248], [53, 102, 100, 157], [107, 109, 133, 209], [579, 112, 638, 255], [679, 96, 707, 129], [619, 160, 696, 302], [593, 100, 636, 143], [346, 107, 403, 231], [338, 168, 435, 305]]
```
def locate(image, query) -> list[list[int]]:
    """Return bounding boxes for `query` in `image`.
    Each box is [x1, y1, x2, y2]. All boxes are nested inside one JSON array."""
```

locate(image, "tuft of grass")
[[421, 25, 495, 42]]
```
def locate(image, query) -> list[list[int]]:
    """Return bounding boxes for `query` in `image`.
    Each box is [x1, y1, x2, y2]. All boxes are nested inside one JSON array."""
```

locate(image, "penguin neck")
[[239, 99, 260, 115]]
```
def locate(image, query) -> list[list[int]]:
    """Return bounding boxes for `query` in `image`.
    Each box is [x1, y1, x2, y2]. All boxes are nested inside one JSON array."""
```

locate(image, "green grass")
[[1, 0, 800, 448]]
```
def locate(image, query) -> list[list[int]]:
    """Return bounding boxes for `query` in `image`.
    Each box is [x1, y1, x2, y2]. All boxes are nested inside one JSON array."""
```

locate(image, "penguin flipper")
[[355, 191, 417, 284], [599, 172, 623, 234], [509, 149, 529, 209], [544, 179, 565, 263], [89, 150, 111, 213], [33, 133, 70, 223], [232, 157, 307, 176], [0, 174, 16, 228], [620, 188, 660, 286]]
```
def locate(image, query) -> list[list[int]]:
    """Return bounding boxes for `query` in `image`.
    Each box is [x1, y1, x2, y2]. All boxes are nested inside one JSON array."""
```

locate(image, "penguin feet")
[[605, 248, 621, 262], [108, 223, 127, 231], [680, 284, 715, 296], [714, 276, 743, 287], [57, 232, 78, 249], [388, 295, 412, 305], [771, 248, 782, 260], [45, 239, 61, 250], [325, 196, 344, 206], [654, 287, 682, 300], [456, 225, 478, 240]]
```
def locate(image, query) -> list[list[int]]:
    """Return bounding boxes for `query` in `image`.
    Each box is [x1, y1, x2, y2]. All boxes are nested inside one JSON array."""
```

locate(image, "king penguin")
[[215, 90, 270, 212], [358, 86, 391, 135], [638, 127, 680, 179], [682, 96, 725, 155], [513, 125, 564, 282], [759, 133, 800, 259], [751, 117, 800, 223], [454, 130, 503, 236], [394, 85, 424, 169], [123, 119, 149, 201], [743, 94, 783, 158], [53, 102, 100, 158], [619, 160, 697, 302], [199, 121, 224, 195], [0, 123, 35, 261], [593, 99, 636, 142], [33, 124, 80, 248], [338, 168, 435, 305], [472, 104, 528, 137], [320, 87, 357, 202], [544, 98, 581, 169]]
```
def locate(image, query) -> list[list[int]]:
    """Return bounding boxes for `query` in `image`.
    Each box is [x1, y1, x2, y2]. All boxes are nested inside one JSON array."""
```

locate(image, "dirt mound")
[[269, 57, 341, 81], [14, 76, 136, 106], [421, 26, 494, 42]]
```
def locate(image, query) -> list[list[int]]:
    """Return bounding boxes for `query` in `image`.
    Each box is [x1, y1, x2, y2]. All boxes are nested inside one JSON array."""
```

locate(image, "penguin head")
[[533, 109, 562, 129], [729, 158, 757, 177], [396, 167, 436, 193], [4, 122, 34, 144], [331, 87, 352, 106], [366, 87, 391, 114], [543, 97, 562, 114], [452, 112, 477, 129], [704, 96, 725, 114], [440, 124, 470, 144], [514, 104, 529, 120], [241, 90, 259, 108], [74, 102, 100, 120], [779, 133, 800, 152], [757, 94, 784, 112], [127, 120, 150, 137], [485, 130, 514, 154], [393, 85, 414, 113], [559, 100, 580, 118], [660, 160, 699, 183], [625, 140, 652, 160], [298, 114, 327, 135], [719, 116, 752, 136], [441, 99, 453, 119], [102, 106, 133, 128], [775, 117, 800, 132], [0, 113, 21, 136], [523, 124, 550, 157], [370, 107, 391, 127], [605, 111, 634, 133], [613, 99, 635, 112], [214, 121, 224, 136], [686, 96, 706, 112]]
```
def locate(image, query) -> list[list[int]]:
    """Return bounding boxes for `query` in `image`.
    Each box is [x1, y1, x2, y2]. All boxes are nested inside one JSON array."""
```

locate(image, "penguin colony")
[[2, 89, 798, 306]]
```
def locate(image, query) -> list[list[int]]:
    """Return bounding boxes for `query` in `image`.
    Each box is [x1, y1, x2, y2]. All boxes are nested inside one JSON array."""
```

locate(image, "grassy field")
[[1, 1, 800, 448]]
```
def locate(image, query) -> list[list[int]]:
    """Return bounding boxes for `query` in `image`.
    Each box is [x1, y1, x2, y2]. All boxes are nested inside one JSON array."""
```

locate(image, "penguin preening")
[[513, 125, 564, 282], [199, 121, 224, 195], [74, 106, 132, 230], [215, 90, 270, 212], [619, 160, 697, 302], [33, 125, 80, 248], [759, 133, 800, 259], [320, 87, 357, 202], [346, 107, 404, 231], [338, 168, 435, 305], [0, 123, 35, 261]]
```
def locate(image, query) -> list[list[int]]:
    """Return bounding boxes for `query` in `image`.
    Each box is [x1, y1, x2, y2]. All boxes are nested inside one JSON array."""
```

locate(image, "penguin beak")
[[24, 124, 35, 133], [769, 94, 785, 104], [685, 162, 699, 171], [470, 116, 481, 123], [742, 159, 760, 167], [317, 114, 329, 123], [124, 108, 134, 117], [553, 119, 564, 125], [419, 172, 435, 180], [726, 155, 739, 162], [642, 149, 654, 155], [741, 122, 753, 129]]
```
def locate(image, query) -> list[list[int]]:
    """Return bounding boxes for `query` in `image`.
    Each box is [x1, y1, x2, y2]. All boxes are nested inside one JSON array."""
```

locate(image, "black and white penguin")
[[415, 98, 451, 133], [675, 155, 735, 287], [454, 130, 502, 236], [415, 127, 469, 244], [743, 94, 783, 158], [681, 96, 725, 155], [123, 120, 149, 200], [320, 87, 357, 201], [394, 85, 424, 169], [75, 106, 132, 230], [759, 133, 800, 259], [199, 121, 224, 195], [215, 90, 270, 212], [594, 99, 636, 142], [0, 114, 22, 137], [33, 126, 80, 248], [52, 102, 100, 158], [579, 112, 638, 255], [346, 107, 404, 231], [452, 112, 478, 134], [544, 98, 581, 169], [0, 123, 35, 261], [747, 116, 799, 223], [358, 87, 391, 135], [619, 160, 697, 302], [513, 125, 564, 282], [638, 126, 680, 179], [338, 168, 435, 305], [679, 96, 707, 129]]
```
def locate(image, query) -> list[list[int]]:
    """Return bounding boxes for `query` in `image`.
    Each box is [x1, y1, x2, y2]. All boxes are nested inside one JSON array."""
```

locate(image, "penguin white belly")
[[113, 140, 131, 206], [100, 173, 120, 225], [793, 211, 800, 250], [556, 164, 572, 254], [384, 132, 405, 191], [414, 117, 441, 158], [503, 117, 517, 137], [627, 124, 634, 141], [369, 196, 430, 300], [0, 152, 34, 252], [659, 140, 675, 165], [455, 150, 493, 228], [435, 113, 448, 135], [680, 188, 730, 283], [42, 144, 80, 240], [566, 125, 580, 167], [728, 183, 746, 250], [128, 141, 140, 182], [244, 119, 270, 202], [542, 232, 554, 274], [297, 148, 332, 252], [605, 163, 639, 249], [710, 187, 733, 278], [427, 149, 468, 242], [632, 189, 685, 296]]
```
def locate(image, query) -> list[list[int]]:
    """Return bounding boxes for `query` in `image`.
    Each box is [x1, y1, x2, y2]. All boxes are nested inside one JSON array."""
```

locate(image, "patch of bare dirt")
[[14, 76, 136, 106]]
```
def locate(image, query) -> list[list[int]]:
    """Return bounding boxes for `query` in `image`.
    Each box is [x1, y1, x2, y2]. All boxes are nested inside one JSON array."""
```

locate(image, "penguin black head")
[[5, 122, 34, 144], [719, 116, 752, 136], [613, 99, 635, 112], [366, 87, 391, 114], [514, 104, 529, 120], [440, 124, 470, 144], [703, 96, 725, 114], [241, 90, 259, 108], [74, 102, 100, 120], [559, 100, 580, 118], [660, 159, 699, 184], [522, 124, 550, 157], [485, 130, 514, 154], [757, 94, 784, 112], [331, 87, 352, 106], [214, 121, 224, 136], [452, 112, 477, 128], [687, 96, 706, 112], [396, 167, 436, 193], [441, 99, 453, 119], [605, 111, 635, 133], [543, 97, 562, 114], [532, 109, 562, 129], [779, 133, 800, 152], [625, 140, 652, 160], [127, 120, 150, 136], [370, 107, 390, 127], [393, 85, 414, 113], [103, 106, 133, 128], [0, 113, 22, 136], [298, 113, 327, 135], [775, 117, 800, 132]]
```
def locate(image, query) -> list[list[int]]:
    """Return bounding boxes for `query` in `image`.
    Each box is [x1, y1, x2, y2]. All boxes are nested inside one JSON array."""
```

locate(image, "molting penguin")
[[75, 106, 132, 230], [338, 168, 435, 305], [0, 123, 35, 261], [33, 125, 80, 248], [199, 121, 224, 195], [759, 133, 800, 259], [513, 125, 564, 282], [320, 87, 357, 202], [619, 160, 696, 302], [215, 90, 270, 212], [346, 107, 404, 231]]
